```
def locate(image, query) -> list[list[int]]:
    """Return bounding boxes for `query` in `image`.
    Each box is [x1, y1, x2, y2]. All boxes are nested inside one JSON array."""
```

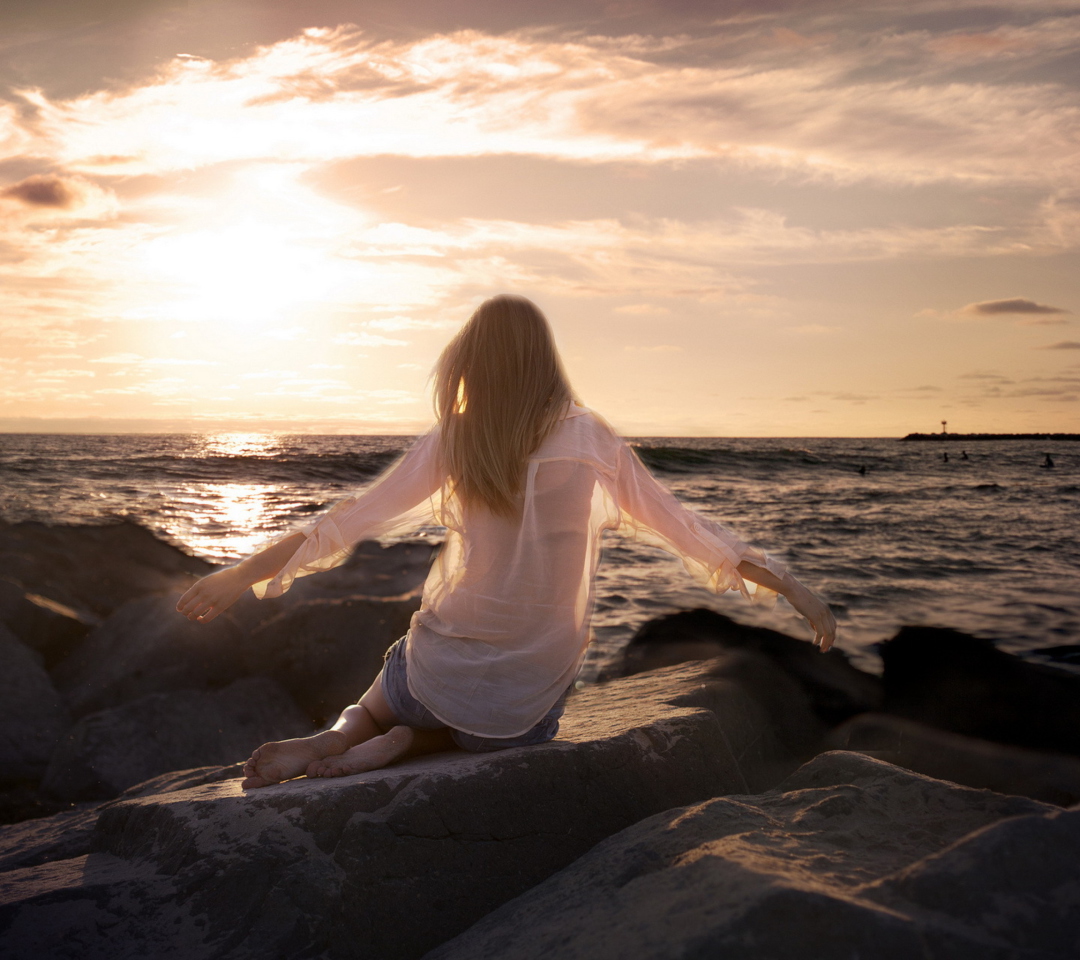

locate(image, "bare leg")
[[308, 726, 456, 778], [242, 670, 397, 789], [307, 681, 455, 778]]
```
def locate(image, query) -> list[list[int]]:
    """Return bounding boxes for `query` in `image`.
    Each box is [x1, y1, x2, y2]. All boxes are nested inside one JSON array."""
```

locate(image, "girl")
[[177, 295, 835, 789]]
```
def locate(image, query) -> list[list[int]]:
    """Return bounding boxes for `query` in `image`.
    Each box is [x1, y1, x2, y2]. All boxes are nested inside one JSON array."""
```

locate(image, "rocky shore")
[[1, 520, 1078, 958]]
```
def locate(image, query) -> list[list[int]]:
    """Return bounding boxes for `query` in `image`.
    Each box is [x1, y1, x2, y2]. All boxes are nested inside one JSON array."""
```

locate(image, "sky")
[[0, 0, 1078, 436]]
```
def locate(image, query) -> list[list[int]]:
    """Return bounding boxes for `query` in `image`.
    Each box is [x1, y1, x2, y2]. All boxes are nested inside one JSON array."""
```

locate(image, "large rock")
[[40, 678, 313, 802], [51, 594, 247, 718], [242, 595, 420, 724], [0, 625, 70, 783], [0, 520, 211, 619], [224, 540, 437, 634], [881, 626, 1080, 757], [0, 659, 801, 960], [0, 764, 242, 874], [0, 579, 92, 668], [427, 752, 1072, 960], [612, 607, 882, 725], [829, 712, 1080, 807]]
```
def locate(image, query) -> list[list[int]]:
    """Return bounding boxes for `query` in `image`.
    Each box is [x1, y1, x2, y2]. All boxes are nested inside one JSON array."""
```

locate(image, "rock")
[[880, 626, 1080, 757], [223, 539, 437, 634], [677, 649, 829, 766], [613, 608, 882, 725], [0, 625, 70, 783], [51, 594, 247, 718], [40, 678, 312, 801], [0, 764, 243, 873], [242, 595, 420, 724], [828, 712, 1080, 807], [0, 520, 212, 619], [0, 660, 800, 960], [426, 751, 1067, 960], [0, 579, 93, 668]]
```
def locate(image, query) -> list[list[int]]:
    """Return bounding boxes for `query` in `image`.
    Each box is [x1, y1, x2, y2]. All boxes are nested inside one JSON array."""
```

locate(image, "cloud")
[[7, 20, 1080, 189], [960, 298, 1069, 316], [1040, 341, 1080, 350], [1, 174, 77, 208], [332, 331, 410, 347]]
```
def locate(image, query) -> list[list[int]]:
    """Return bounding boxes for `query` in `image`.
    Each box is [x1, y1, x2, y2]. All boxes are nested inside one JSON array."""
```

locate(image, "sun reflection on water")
[[171, 480, 279, 562], [197, 432, 281, 458], [164, 434, 288, 561]]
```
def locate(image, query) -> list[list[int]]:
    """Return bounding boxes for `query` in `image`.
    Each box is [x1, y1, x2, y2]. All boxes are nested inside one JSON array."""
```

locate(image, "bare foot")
[[242, 730, 349, 789], [307, 727, 415, 779]]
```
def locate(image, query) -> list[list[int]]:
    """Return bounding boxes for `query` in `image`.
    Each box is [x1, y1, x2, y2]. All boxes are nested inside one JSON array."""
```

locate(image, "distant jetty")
[[901, 432, 1080, 442]]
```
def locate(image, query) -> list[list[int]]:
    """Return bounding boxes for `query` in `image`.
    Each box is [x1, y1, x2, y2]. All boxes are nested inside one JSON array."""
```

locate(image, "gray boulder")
[[829, 711, 1080, 806], [0, 519, 212, 619], [881, 626, 1080, 757], [242, 595, 420, 724], [41, 678, 312, 801], [0, 764, 242, 874], [224, 539, 436, 634], [427, 751, 1070, 960], [0, 659, 797, 960], [0, 579, 92, 668], [612, 607, 882, 726], [0, 624, 70, 782], [51, 594, 246, 717]]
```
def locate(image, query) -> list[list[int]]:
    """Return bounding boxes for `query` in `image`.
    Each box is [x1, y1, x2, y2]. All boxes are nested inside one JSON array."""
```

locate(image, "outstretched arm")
[[177, 427, 443, 623], [176, 532, 307, 623], [614, 442, 837, 651], [737, 560, 836, 651]]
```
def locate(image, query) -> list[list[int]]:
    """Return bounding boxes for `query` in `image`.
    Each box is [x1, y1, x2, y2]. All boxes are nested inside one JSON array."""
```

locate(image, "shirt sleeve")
[[253, 427, 444, 599], [613, 441, 787, 602]]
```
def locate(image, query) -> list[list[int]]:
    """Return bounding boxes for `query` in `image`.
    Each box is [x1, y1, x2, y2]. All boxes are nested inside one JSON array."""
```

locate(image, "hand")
[[781, 576, 837, 652], [176, 565, 250, 623]]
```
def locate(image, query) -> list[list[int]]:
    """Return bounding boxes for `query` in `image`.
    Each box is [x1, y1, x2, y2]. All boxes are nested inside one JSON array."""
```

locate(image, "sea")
[[1, 432, 1077, 678]]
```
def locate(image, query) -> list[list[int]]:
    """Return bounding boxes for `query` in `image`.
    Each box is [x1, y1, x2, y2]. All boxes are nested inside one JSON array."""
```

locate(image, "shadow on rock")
[[41, 677, 313, 802], [608, 607, 882, 726], [426, 751, 1074, 960], [880, 626, 1080, 758], [242, 594, 420, 724], [0, 520, 211, 620]]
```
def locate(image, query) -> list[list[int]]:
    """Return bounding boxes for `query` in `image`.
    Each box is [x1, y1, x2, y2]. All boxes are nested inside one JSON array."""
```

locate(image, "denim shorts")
[[379, 637, 569, 753]]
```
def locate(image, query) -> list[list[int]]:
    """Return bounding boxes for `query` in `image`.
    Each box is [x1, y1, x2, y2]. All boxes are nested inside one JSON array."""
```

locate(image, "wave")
[[633, 445, 825, 474], [6, 450, 405, 485]]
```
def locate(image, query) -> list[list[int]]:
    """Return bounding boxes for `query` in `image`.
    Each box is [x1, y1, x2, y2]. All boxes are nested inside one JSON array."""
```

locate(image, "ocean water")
[[1, 432, 1076, 676]]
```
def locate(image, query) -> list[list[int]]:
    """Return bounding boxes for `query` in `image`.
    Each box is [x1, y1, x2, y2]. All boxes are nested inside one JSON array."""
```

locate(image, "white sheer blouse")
[[253, 404, 787, 738]]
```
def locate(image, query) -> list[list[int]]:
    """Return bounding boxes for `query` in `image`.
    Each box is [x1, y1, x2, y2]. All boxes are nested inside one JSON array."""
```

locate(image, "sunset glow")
[[1, 2, 1077, 436]]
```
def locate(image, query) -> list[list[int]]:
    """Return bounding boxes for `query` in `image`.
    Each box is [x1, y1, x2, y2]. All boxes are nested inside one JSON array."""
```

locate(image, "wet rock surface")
[[428, 752, 1078, 960]]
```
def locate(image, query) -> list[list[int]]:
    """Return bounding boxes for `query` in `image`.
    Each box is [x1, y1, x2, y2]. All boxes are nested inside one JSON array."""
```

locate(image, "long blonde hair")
[[434, 295, 575, 516]]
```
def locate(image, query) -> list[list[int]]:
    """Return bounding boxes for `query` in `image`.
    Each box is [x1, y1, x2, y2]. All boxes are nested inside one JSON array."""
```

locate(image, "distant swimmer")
[[1043, 453, 1055, 469], [858, 465, 866, 476], [943, 452, 949, 463], [961, 451, 969, 461]]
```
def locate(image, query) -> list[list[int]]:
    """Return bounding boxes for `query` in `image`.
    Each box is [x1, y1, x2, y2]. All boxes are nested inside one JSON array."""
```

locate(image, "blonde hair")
[[434, 295, 575, 516]]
